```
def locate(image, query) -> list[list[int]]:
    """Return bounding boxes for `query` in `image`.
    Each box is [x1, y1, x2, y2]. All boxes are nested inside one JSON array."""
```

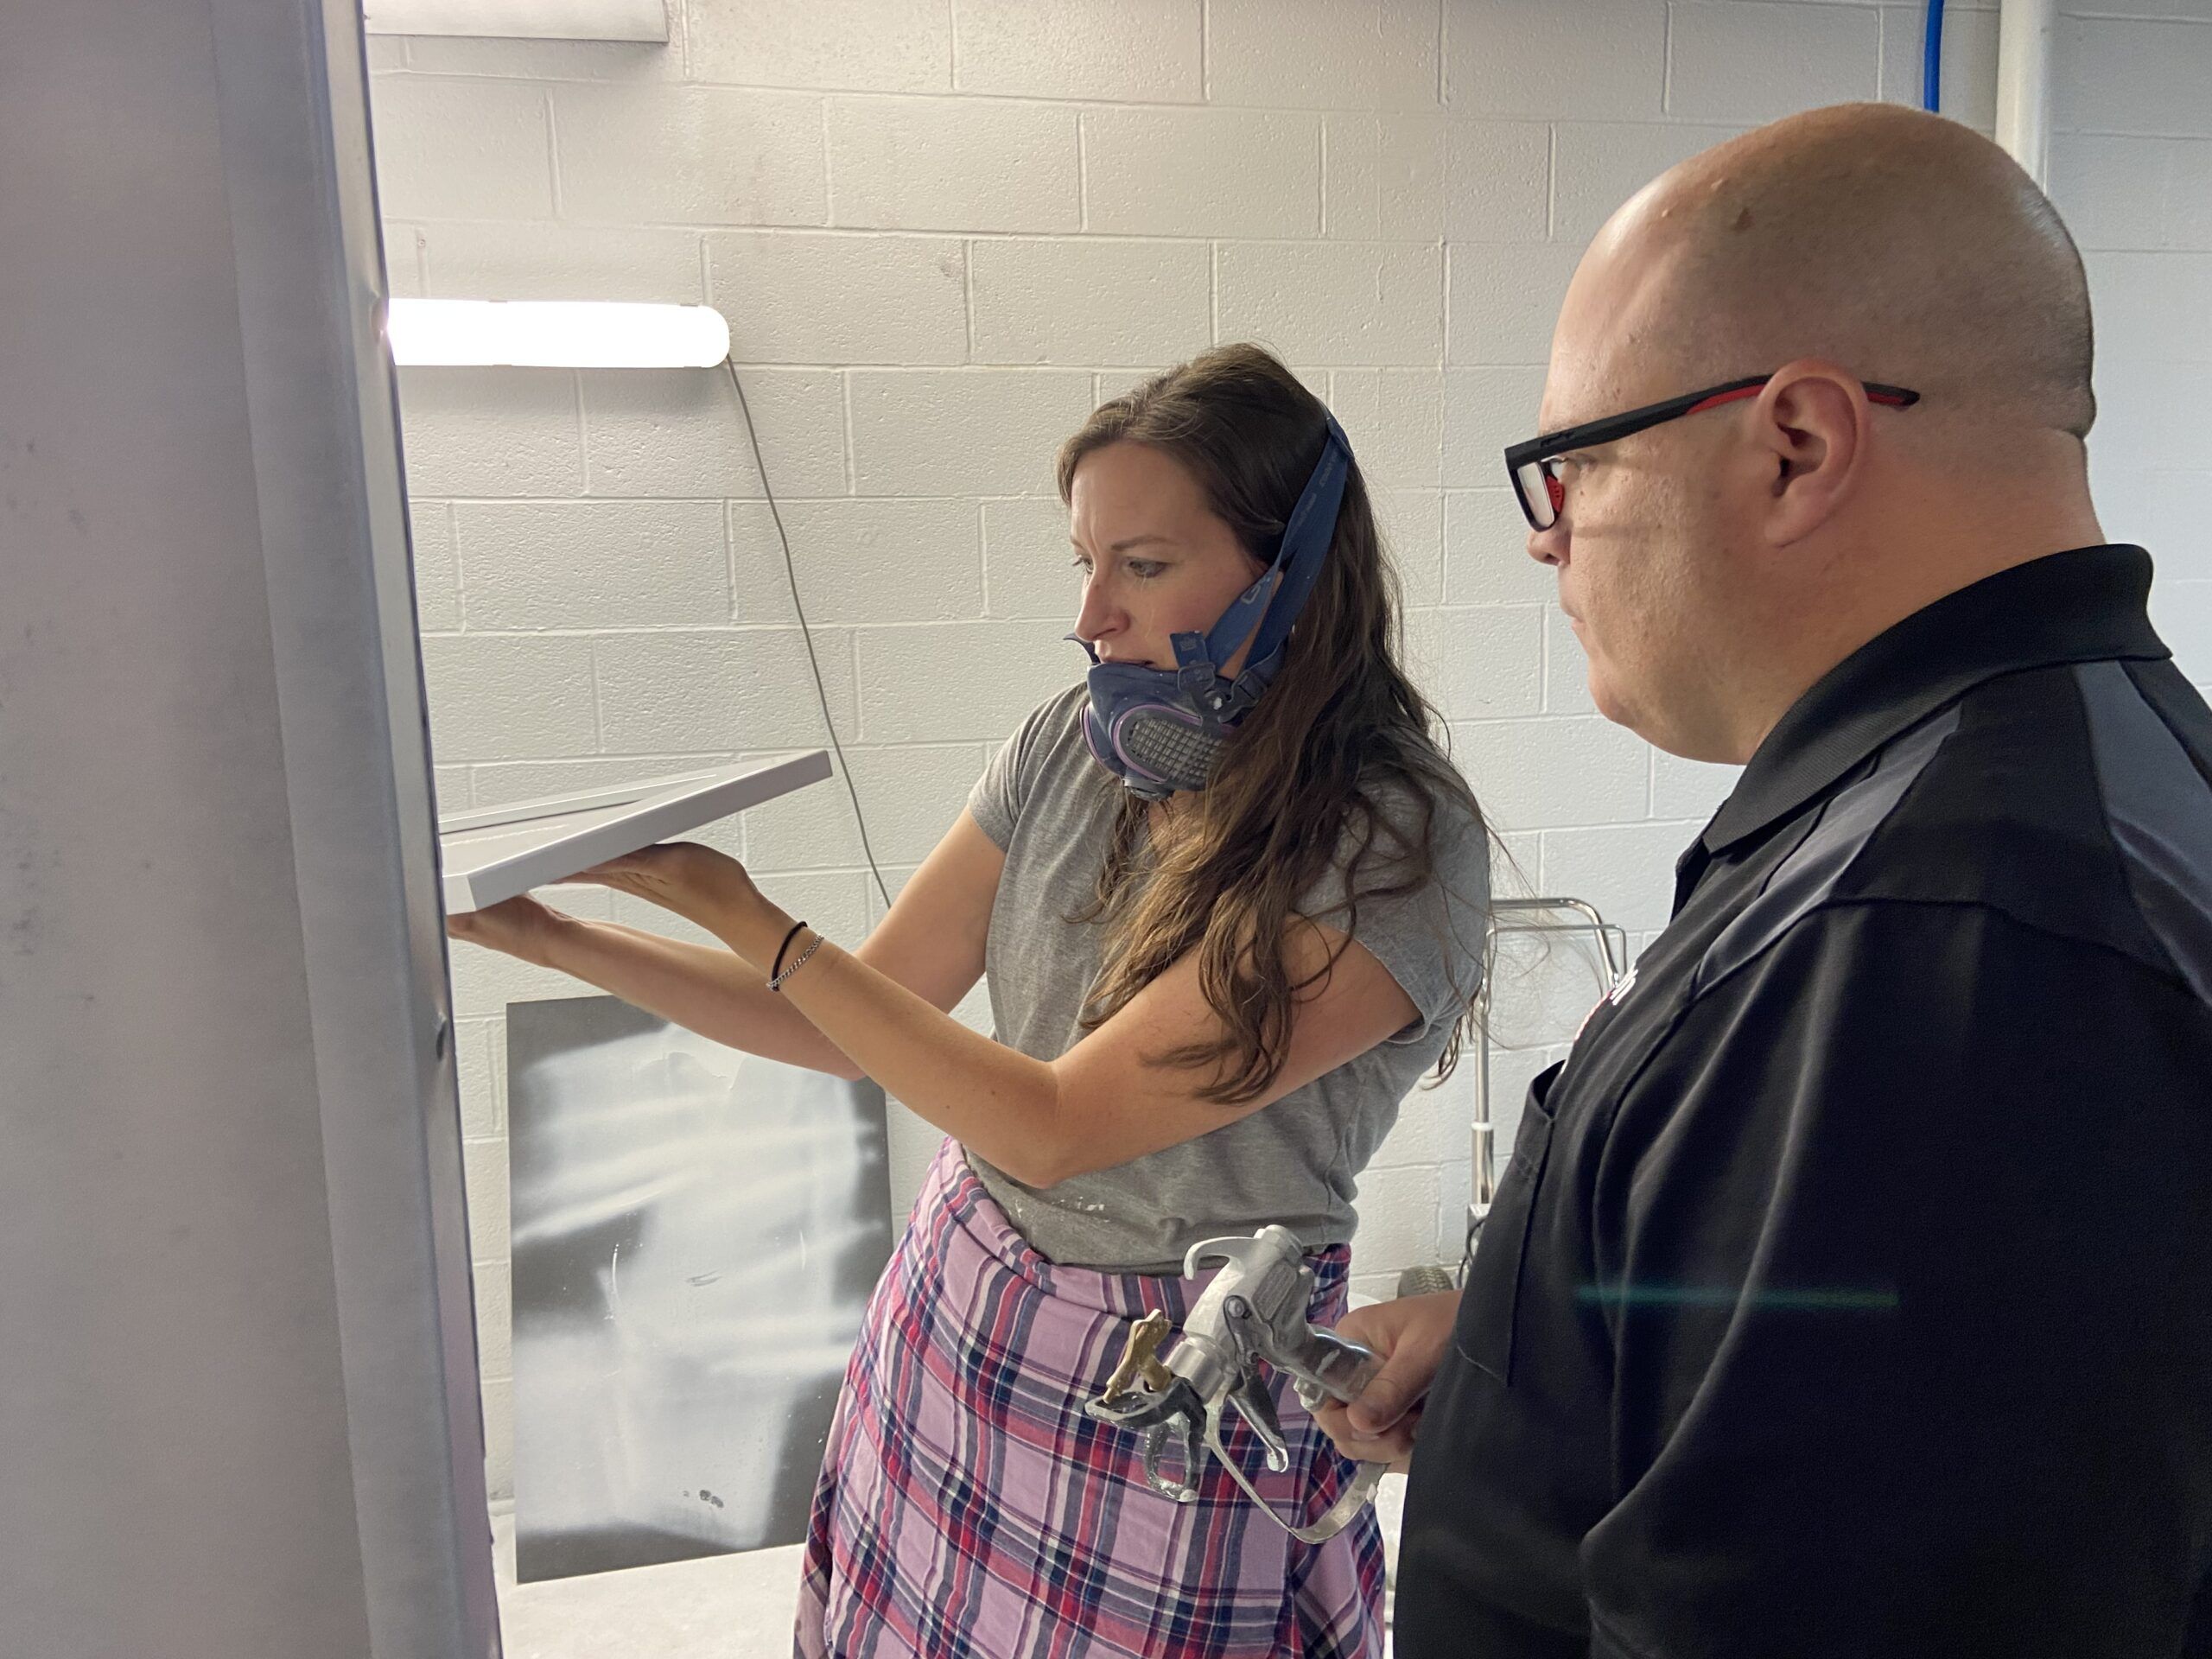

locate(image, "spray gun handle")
[[1206, 1256, 1382, 1416], [1287, 1329, 1382, 1414]]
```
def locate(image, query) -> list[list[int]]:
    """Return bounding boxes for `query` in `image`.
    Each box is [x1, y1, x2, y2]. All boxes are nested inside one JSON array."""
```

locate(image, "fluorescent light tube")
[[385, 299, 730, 368], [362, 0, 670, 41]]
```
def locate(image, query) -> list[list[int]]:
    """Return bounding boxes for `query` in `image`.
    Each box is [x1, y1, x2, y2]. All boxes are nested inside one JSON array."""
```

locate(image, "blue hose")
[[1924, 0, 1946, 112]]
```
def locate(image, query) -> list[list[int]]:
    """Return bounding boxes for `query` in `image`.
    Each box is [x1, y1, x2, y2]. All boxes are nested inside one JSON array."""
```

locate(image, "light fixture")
[[362, 0, 670, 41], [385, 298, 730, 368]]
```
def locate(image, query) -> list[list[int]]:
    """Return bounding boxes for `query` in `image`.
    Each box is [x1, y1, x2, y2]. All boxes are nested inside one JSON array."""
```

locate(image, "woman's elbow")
[[1006, 1077, 1090, 1188], [997, 1127, 1086, 1191], [993, 1146, 1071, 1191]]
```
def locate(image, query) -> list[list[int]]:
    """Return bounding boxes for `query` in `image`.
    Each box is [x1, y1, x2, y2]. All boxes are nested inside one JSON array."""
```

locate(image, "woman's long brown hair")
[[1061, 343, 1489, 1104]]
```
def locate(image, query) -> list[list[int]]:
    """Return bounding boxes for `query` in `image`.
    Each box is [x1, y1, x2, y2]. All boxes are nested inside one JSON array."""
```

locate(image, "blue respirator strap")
[[1198, 414, 1353, 675]]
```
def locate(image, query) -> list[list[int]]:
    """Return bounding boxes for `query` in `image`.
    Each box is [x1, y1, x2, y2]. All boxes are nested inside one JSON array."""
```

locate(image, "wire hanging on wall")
[[722, 359, 894, 916]]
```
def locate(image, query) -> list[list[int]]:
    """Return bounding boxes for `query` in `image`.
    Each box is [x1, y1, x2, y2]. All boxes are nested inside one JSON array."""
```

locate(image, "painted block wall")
[[365, 0, 2212, 1500]]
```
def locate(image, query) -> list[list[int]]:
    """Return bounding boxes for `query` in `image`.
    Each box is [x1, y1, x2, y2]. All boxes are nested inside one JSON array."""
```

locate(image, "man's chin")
[[1586, 667, 1626, 727], [1587, 672, 1653, 744]]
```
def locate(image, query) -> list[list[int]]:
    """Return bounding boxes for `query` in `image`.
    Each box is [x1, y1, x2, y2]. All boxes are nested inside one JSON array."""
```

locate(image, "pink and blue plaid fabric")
[[795, 1139, 1385, 1658]]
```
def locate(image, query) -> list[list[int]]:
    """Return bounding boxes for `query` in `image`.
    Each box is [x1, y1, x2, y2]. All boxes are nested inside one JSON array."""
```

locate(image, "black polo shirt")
[[1395, 546, 2212, 1658]]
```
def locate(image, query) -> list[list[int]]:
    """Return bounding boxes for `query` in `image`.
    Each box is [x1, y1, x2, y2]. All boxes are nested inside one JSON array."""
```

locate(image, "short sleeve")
[[967, 688, 1082, 850], [1298, 781, 1491, 1043]]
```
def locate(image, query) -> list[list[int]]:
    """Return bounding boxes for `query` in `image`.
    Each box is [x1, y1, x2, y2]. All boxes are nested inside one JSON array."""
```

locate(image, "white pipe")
[[1995, 0, 2056, 188]]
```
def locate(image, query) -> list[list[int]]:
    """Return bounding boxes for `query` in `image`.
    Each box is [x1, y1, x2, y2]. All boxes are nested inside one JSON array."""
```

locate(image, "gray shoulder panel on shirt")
[[1693, 705, 1963, 996], [2075, 659, 2212, 1007]]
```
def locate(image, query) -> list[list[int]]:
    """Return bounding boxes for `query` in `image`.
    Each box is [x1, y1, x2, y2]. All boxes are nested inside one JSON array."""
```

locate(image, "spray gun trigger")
[[1216, 1294, 1289, 1471], [1228, 1370, 1289, 1472]]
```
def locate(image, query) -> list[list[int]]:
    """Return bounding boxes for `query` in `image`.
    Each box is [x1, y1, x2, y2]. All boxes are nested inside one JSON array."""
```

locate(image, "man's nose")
[[1527, 524, 1567, 568]]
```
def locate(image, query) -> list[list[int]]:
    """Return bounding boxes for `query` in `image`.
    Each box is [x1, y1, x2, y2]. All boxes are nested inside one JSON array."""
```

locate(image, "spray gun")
[[1083, 1225, 1389, 1545]]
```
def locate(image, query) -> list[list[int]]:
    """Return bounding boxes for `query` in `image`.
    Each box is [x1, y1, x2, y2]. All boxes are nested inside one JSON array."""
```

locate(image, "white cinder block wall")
[[366, 0, 2212, 1501]]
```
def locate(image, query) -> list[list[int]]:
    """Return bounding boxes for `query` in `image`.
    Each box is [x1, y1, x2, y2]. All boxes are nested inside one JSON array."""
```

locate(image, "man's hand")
[[1313, 1288, 1462, 1469]]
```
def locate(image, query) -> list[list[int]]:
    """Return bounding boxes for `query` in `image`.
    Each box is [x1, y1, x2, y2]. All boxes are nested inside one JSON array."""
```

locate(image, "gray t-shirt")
[[963, 684, 1491, 1272]]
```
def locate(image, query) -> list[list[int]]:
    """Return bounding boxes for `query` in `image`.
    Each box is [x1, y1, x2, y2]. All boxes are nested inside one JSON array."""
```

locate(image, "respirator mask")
[[1072, 414, 1352, 800]]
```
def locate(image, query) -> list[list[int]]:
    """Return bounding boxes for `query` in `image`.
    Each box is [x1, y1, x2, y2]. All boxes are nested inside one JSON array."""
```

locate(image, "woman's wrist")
[[530, 910, 593, 972], [706, 892, 796, 973]]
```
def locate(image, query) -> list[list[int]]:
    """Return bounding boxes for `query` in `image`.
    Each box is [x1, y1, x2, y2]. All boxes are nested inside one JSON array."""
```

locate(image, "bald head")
[[1535, 105, 2109, 766], [1573, 104, 2094, 442]]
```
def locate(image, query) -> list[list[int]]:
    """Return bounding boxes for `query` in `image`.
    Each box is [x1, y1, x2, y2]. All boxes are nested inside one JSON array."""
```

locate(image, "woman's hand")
[[1311, 1288, 1462, 1470], [568, 842, 772, 957], [445, 893, 570, 967]]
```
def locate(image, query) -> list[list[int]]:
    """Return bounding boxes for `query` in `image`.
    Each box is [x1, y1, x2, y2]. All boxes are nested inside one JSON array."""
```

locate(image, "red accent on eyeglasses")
[[1544, 472, 1566, 516], [1688, 382, 1916, 416], [1683, 385, 1764, 416]]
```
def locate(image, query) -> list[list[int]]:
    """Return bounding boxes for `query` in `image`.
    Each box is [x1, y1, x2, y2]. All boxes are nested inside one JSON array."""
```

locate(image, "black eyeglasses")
[[1503, 373, 1922, 531]]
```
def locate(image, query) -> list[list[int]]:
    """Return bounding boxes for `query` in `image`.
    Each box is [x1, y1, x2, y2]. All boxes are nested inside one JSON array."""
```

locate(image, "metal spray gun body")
[[1083, 1225, 1389, 1546]]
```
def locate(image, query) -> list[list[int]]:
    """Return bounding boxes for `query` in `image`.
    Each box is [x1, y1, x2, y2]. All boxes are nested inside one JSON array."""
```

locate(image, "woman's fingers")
[[567, 861, 639, 888], [573, 844, 696, 894], [571, 843, 759, 928], [444, 893, 563, 963]]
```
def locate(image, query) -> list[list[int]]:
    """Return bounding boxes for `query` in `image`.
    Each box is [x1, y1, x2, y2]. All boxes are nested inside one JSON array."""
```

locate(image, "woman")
[[449, 343, 1491, 1657]]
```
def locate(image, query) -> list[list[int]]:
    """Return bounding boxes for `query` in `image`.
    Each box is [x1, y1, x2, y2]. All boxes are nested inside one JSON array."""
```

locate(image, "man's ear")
[[1755, 359, 1871, 546]]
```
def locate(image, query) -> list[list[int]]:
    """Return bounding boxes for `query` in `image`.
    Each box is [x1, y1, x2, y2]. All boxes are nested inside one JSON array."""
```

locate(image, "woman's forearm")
[[703, 896, 1066, 1183], [786, 938, 1060, 1176], [543, 916, 862, 1078]]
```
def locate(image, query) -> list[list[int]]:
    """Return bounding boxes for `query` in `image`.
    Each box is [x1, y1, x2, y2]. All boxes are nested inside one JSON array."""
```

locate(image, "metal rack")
[[1461, 897, 1630, 1280]]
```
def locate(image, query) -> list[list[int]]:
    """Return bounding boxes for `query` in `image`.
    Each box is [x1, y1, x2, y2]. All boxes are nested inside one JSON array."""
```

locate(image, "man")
[[1319, 104, 2212, 1656]]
